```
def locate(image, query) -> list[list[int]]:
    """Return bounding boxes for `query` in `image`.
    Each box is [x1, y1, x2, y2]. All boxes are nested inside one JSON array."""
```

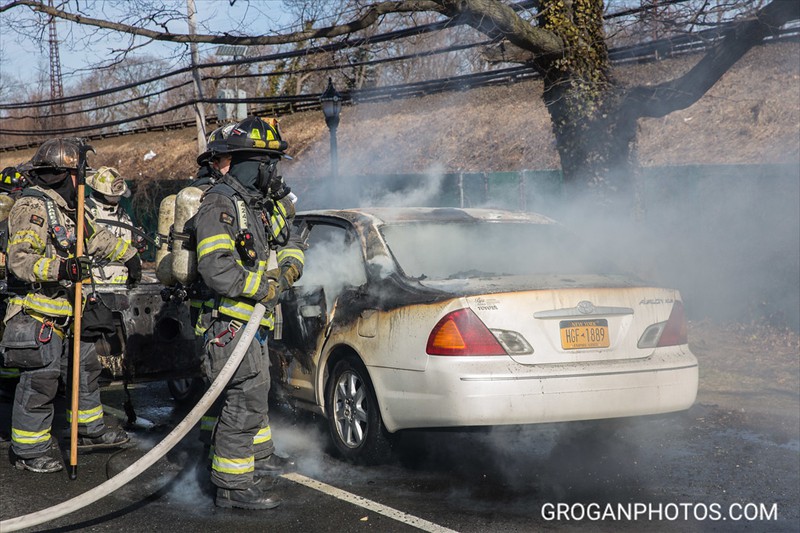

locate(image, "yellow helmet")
[[86, 166, 131, 198]]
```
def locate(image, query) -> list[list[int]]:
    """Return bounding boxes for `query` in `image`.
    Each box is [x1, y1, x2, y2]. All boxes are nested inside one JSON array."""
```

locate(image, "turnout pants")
[[201, 317, 273, 490], [2, 313, 106, 459]]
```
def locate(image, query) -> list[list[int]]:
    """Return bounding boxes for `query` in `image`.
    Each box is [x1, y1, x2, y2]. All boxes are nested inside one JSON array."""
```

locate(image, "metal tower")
[[48, 0, 65, 124]]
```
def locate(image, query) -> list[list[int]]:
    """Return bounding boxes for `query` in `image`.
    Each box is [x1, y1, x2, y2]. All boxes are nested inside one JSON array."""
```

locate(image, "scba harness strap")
[[202, 183, 256, 267], [21, 188, 78, 253]]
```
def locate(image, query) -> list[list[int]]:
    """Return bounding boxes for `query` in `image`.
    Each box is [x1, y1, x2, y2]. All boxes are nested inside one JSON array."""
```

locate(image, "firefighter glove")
[[279, 261, 302, 290], [125, 255, 142, 287], [59, 256, 92, 282], [260, 278, 281, 311]]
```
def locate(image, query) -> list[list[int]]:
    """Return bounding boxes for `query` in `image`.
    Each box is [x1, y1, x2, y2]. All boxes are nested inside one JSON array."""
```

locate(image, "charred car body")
[[269, 207, 699, 464]]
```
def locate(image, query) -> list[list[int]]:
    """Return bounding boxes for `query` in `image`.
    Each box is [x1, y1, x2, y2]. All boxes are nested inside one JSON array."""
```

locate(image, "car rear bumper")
[[370, 346, 698, 432]]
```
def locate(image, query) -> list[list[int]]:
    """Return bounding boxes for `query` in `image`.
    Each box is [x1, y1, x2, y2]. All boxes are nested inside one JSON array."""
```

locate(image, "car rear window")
[[381, 221, 620, 279]]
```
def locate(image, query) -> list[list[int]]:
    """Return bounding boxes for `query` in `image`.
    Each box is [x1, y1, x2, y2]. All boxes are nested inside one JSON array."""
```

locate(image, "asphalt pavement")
[[1, 379, 798, 533]]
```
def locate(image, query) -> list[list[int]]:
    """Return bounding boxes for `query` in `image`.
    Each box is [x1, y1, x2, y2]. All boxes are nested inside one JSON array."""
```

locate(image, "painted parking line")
[[281, 472, 459, 533]]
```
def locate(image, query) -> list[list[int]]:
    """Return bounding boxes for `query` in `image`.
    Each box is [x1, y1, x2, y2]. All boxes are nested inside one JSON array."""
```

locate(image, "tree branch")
[[1, 0, 444, 45], [627, 0, 799, 118], [438, 0, 563, 60]]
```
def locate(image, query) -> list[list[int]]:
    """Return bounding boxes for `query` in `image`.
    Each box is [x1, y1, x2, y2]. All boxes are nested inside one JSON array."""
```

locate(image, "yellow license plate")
[[560, 319, 610, 350]]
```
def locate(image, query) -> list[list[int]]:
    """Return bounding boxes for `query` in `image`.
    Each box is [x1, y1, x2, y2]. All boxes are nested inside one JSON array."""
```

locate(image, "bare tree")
[[1, 0, 797, 211]]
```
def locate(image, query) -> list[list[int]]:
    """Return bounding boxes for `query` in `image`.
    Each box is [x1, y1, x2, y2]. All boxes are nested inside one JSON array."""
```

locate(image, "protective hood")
[[228, 155, 272, 196], [30, 170, 77, 209]]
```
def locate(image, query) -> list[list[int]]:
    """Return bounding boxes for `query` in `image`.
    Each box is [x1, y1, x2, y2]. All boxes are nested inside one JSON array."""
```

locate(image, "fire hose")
[[0, 303, 267, 532]]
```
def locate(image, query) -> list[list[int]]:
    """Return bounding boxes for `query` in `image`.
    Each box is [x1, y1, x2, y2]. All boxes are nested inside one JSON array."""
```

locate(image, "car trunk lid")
[[420, 275, 680, 364]]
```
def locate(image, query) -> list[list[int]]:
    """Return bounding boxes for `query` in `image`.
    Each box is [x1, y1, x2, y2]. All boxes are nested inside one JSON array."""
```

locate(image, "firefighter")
[[0, 166, 26, 405], [0, 138, 141, 473], [85, 166, 136, 285], [192, 116, 304, 509]]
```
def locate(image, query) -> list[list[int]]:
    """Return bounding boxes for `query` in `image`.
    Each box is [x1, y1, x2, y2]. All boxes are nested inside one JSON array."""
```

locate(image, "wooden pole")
[[68, 143, 91, 480]]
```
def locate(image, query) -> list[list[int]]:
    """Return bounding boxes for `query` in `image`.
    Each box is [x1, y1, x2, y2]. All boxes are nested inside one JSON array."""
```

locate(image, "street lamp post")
[[320, 77, 342, 180]]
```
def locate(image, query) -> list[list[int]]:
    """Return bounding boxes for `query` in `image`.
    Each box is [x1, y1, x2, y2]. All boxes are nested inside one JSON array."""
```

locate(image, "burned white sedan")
[[270, 208, 698, 463]]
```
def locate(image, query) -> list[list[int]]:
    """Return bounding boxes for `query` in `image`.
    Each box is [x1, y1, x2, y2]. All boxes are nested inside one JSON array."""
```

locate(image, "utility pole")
[[47, 0, 64, 129], [187, 0, 207, 154]]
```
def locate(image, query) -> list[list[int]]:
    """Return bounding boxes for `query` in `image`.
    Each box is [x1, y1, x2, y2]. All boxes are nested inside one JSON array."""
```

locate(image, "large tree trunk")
[[538, 0, 637, 212], [544, 78, 639, 211]]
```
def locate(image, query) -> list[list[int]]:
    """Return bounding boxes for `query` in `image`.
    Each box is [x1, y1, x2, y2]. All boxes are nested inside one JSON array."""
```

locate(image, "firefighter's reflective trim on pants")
[[201, 415, 216, 433], [197, 233, 235, 261], [253, 425, 272, 445], [11, 427, 51, 446], [8, 230, 45, 252], [0, 367, 21, 379], [33, 256, 59, 281], [202, 417, 272, 447], [211, 454, 255, 475], [9, 294, 73, 317], [66, 404, 104, 425], [276, 248, 304, 265]]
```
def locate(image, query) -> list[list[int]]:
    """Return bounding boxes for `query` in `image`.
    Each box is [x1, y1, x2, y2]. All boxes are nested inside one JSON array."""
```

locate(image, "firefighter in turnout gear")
[[0, 139, 141, 473], [192, 116, 304, 509], [0, 165, 27, 407], [85, 166, 137, 285]]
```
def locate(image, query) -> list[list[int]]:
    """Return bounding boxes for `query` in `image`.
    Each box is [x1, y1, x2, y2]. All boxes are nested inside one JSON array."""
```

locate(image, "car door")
[[270, 217, 368, 402]]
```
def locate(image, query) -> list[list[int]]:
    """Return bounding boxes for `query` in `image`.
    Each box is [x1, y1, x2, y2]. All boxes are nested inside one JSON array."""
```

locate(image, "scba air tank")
[[155, 193, 177, 286], [172, 186, 203, 285], [0, 195, 15, 222]]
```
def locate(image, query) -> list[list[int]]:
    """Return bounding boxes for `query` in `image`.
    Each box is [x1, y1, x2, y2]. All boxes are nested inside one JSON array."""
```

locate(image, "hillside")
[[1, 41, 798, 183]]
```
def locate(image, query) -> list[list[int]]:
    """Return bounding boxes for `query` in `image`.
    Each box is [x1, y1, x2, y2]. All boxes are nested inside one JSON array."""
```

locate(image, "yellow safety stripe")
[[201, 416, 217, 432], [108, 239, 130, 262], [102, 274, 128, 284], [33, 257, 58, 281], [9, 230, 46, 252], [11, 427, 51, 445], [10, 294, 72, 317], [253, 426, 272, 445], [0, 367, 21, 379], [197, 234, 235, 261], [66, 404, 104, 425], [211, 454, 255, 475], [217, 297, 274, 328], [190, 297, 274, 331], [241, 270, 262, 298], [277, 248, 304, 265], [269, 216, 287, 239]]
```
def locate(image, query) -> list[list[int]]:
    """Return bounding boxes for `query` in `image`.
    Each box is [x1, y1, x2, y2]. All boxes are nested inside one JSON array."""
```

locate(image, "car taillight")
[[426, 308, 507, 356], [638, 300, 689, 348], [657, 300, 688, 347]]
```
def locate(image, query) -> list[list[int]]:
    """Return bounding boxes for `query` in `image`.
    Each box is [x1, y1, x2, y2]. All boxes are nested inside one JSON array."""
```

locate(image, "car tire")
[[167, 377, 206, 405], [325, 357, 393, 465]]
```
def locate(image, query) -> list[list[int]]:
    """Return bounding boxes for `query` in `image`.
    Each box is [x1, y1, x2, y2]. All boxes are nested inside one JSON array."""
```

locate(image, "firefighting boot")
[[215, 486, 281, 510], [15, 455, 64, 473], [77, 428, 130, 451], [254, 453, 297, 476]]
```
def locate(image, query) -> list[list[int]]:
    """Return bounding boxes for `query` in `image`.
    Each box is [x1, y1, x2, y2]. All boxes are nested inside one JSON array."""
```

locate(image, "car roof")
[[296, 207, 556, 226]]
